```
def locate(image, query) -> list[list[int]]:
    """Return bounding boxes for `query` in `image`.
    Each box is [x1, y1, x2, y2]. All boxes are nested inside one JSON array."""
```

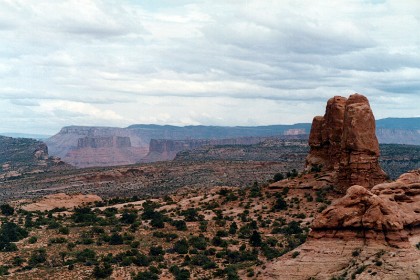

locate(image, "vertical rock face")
[[306, 93, 387, 191], [306, 96, 347, 170], [337, 94, 387, 190]]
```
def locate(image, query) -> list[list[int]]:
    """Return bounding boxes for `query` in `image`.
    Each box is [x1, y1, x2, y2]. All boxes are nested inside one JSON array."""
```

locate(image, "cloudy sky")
[[0, 0, 419, 135]]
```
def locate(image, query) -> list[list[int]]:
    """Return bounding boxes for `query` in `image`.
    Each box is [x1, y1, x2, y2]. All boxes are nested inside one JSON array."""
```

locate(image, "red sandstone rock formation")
[[312, 169, 420, 247], [337, 94, 387, 190], [306, 96, 347, 170], [306, 93, 387, 191]]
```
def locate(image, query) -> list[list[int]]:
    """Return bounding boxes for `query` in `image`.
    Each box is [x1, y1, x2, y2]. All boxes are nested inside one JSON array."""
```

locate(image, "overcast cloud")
[[0, 0, 419, 134]]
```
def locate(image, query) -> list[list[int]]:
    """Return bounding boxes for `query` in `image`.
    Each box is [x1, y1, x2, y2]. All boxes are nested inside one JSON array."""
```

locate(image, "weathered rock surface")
[[338, 94, 387, 190], [306, 93, 387, 191], [263, 169, 420, 279], [311, 185, 407, 246], [372, 169, 420, 228], [306, 96, 347, 170], [260, 238, 420, 280]]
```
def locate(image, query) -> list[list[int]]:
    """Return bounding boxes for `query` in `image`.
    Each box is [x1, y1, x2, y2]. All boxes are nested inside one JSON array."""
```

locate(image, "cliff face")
[[77, 136, 131, 149], [337, 94, 387, 190]]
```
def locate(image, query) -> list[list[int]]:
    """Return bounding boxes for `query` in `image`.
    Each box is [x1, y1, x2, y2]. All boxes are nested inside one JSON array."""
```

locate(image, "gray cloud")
[[0, 0, 419, 134]]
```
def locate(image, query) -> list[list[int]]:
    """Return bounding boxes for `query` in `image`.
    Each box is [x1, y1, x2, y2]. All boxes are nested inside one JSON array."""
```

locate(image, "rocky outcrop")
[[312, 169, 419, 245], [306, 93, 387, 191], [311, 185, 407, 246], [306, 96, 347, 170], [0, 136, 71, 179], [337, 94, 387, 190], [263, 169, 420, 279]]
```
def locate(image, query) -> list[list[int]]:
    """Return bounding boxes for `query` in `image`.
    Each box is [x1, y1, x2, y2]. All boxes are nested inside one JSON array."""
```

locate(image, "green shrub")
[[0, 204, 14, 216], [92, 262, 113, 279], [28, 248, 47, 266], [173, 239, 189, 254]]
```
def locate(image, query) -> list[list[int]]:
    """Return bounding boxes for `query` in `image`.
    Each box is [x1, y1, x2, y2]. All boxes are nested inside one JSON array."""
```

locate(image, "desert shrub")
[[132, 253, 149, 266], [190, 254, 217, 268], [171, 220, 187, 231], [169, 265, 190, 280], [109, 233, 124, 245], [120, 211, 137, 224], [49, 237, 67, 244], [181, 208, 202, 222], [273, 173, 284, 182], [229, 222, 238, 235], [72, 207, 98, 224], [133, 270, 159, 280], [0, 204, 14, 216], [249, 181, 261, 197], [225, 265, 240, 280], [0, 222, 28, 242], [249, 230, 262, 247], [189, 236, 207, 250], [273, 196, 288, 211], [261, 244, 282, 260], [216, 230, 228, 237], [28, 248, 47, 266], [153, 231, 178, 241], [12, 256, 25, 266], [149, 246, 165, 256], [58, 226, 70, 235], [173, 239, 189, 254], [211, 236, 228, 247], [76, 248, 97, 263], [92, 262, 113, 279], [0, 266, 9, 276], [0, 242, 17, 252]]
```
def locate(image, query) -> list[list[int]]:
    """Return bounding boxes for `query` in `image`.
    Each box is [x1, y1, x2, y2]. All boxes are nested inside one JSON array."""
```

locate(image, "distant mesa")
[[45, 124, 310, 168]]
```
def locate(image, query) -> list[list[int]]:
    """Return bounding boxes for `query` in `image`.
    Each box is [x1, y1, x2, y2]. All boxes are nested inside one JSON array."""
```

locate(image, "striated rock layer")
[[306, 93, 387, 191]]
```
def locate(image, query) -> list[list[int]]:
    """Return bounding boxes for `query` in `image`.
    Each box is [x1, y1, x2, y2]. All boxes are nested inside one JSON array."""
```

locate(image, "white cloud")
[[0, 0, 419, 134]]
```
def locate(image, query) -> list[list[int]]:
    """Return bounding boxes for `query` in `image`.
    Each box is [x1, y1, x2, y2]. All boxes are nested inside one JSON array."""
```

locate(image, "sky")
[[0, 0, 419, 135]]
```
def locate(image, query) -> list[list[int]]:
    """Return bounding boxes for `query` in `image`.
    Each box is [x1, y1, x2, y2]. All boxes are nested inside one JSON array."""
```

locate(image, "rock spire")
[[306, 93, 387, 191]]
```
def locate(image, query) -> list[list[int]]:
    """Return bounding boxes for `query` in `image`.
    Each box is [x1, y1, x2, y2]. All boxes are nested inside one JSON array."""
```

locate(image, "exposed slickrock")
[[261, 238, 420, 280], [21, 193, 102, 211], [372, 169, 420, 228], [311, 185, 407, 247]]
